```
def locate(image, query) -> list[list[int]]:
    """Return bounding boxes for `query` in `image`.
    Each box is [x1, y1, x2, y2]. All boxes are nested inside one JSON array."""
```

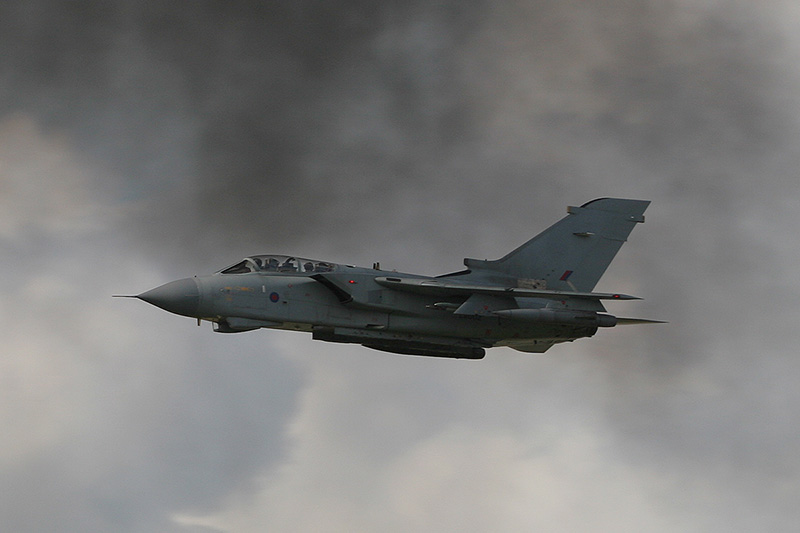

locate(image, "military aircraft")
[[119, 198, 662, 359]]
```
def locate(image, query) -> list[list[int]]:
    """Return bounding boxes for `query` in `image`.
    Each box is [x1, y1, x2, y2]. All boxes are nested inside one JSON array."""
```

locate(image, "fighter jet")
[[120, 198, 662, 359]]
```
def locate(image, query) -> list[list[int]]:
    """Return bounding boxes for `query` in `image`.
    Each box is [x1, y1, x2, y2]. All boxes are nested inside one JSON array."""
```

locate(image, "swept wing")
[[373, 276, 640, 301]]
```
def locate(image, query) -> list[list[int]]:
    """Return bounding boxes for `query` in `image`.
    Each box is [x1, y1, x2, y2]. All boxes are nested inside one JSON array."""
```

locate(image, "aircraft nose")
[[138, 277, 200, 317]]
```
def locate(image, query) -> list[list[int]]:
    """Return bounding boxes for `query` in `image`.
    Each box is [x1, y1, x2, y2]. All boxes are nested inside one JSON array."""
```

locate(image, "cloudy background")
[[2, 1, 799, 531]]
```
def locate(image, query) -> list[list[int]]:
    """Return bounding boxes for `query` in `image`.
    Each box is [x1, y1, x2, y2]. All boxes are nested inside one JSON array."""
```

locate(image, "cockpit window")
[[218, 255, 337, 274], [220, 260, 254, 274]]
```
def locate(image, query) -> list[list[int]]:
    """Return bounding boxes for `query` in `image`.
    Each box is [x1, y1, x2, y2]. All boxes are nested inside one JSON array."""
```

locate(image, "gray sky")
[[2, 1, 799, 531]]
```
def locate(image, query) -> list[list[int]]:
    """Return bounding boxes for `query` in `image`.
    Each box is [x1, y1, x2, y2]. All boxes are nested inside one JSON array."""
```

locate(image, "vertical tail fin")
[[464, 198, 650, 292]]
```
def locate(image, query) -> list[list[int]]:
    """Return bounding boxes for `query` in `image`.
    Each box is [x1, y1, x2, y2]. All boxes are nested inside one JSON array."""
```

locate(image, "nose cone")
[[138, 278, 200, 317]]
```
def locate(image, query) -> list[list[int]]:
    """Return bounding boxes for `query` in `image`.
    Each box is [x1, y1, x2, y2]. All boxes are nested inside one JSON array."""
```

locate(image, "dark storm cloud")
[[2, 1, 787, 254], [1, 2, 485, 259], [3, 1, 800, 531]]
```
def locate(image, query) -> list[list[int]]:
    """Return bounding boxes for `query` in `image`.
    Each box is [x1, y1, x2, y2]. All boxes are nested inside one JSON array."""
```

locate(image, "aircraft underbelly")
[[323, 305, 388, 329]]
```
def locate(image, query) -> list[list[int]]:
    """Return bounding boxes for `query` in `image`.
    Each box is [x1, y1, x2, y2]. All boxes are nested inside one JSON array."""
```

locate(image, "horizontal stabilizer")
[[493, 308, 618, 327]]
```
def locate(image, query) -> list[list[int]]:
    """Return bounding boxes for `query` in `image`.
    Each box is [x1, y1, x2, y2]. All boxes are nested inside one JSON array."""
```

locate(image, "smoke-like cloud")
[[2, 1, 800, 531]]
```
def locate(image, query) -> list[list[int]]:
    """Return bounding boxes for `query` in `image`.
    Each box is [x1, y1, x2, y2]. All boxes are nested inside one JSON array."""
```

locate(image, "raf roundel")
[[269, 292, 280, 303]]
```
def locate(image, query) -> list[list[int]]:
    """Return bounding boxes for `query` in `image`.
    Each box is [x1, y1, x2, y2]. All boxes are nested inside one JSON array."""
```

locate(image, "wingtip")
[[610, 293, 641, 300]]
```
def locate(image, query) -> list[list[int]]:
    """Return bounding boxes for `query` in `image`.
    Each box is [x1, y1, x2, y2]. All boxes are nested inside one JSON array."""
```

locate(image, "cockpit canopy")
[[218, 255, 337, 275]]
